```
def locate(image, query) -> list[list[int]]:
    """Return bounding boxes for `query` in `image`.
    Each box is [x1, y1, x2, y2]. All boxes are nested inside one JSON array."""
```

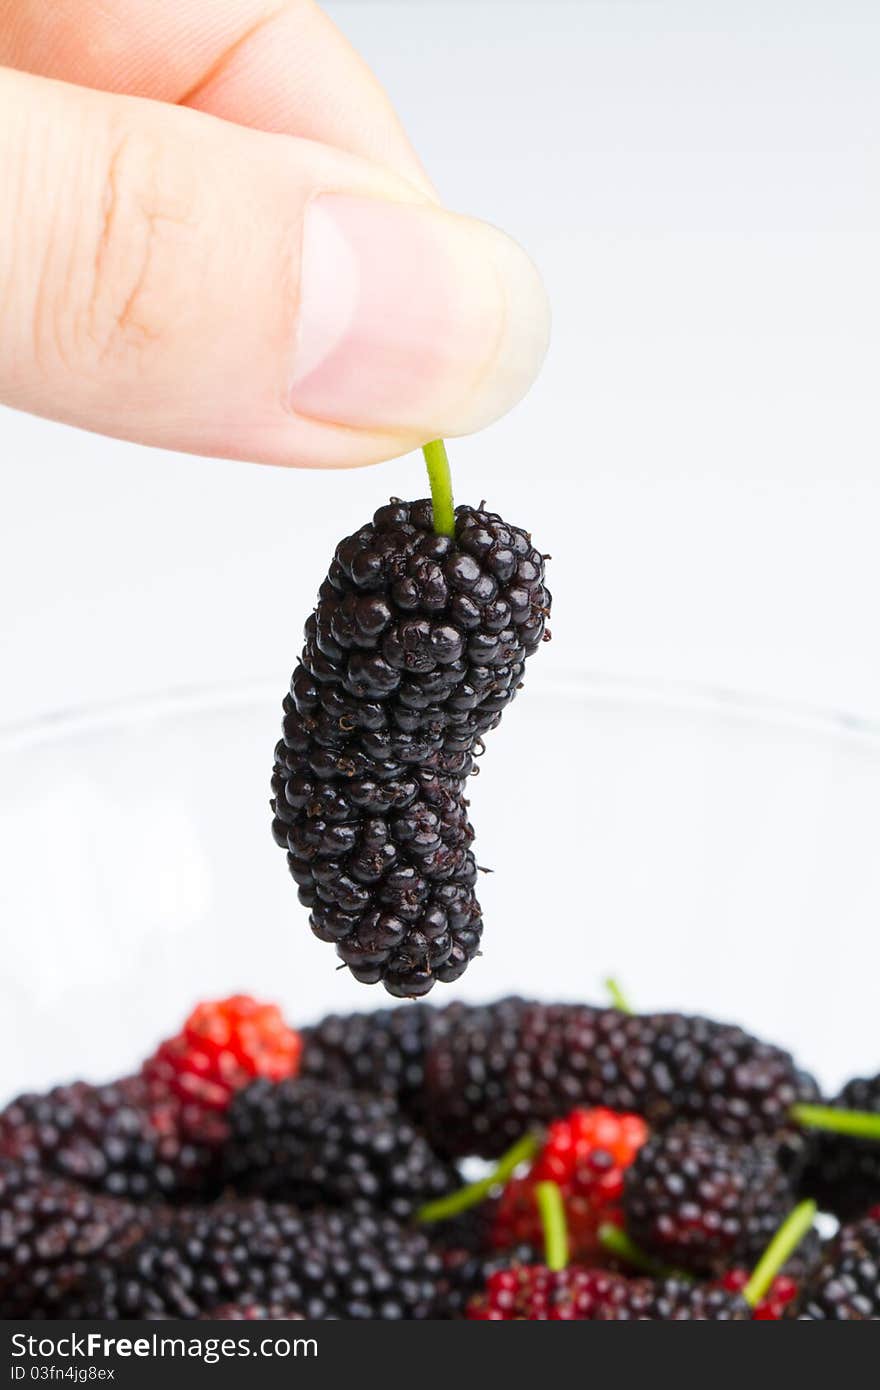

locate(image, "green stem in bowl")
[[742, 1199, 817, 1309], [422, 439, 455, 537], [535, 1180, 569, 1272], [790, 1103, 880, 1140], [416, 1131, 539, 1224]]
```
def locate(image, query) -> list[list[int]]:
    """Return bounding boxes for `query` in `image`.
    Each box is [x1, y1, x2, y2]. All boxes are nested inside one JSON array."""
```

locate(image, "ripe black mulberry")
[[798, 1073, 880, 1220], [0, 1160, 147, 1317], [789, 1213, 880, 1319], [271, 500, 550, 997], [223, 1078, 456, 1219], [67, 1201, 444, 1319], [623, 1123, 795, 1274]]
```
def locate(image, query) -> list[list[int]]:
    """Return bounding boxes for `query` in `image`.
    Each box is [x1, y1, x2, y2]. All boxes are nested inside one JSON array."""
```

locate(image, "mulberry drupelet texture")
[[200, 1304, 305, 1320], [298, 998, 818, 1160], [0, 1078, 216, 1201], [623, 1123, 795, 1274], [0, 1160, 148, 1317], [466, 1265, 750, 1320], [788, 1214, 880, 1319], [421, 999, 819, 1159], [299, 1002, 442, 1117], [223, 1078, 456, 1219], [271, 500, 550, 997], [595, 1276, 751, 1321], [66, 1201, 445, 1319]]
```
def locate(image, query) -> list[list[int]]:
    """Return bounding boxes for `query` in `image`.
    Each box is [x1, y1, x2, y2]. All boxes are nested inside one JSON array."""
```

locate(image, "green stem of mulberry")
[[742, 1199, 817, 1308], [535, 1180, 569, 1272], [422, 439, 455, 538], [790, 1103, 880, 1140], [605, 977, 633, 1014], [416, 1131, 539, 1224], [598, 1223, 684, 1279]]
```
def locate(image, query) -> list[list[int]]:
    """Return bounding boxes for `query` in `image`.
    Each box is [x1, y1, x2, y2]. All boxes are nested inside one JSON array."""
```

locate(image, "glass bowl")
[[2, 672, 879, 1106]]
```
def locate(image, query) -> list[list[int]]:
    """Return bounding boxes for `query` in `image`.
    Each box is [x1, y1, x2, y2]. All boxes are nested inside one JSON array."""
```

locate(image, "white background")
[[1, 2, 879, 1092]]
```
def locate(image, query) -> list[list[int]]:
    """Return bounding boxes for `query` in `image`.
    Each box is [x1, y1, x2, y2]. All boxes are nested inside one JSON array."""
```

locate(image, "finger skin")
[[0, 68, 549, 468], [0, 0, 432, 191]]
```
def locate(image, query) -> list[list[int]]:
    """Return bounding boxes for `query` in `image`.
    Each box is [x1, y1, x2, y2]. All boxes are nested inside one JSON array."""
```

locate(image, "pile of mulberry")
[[0, 992, 851, 1322], [271, 500, 550, 997]]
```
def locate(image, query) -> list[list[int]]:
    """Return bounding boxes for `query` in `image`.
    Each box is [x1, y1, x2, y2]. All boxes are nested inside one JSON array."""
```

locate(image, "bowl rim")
[[3, 669, 880, 751]]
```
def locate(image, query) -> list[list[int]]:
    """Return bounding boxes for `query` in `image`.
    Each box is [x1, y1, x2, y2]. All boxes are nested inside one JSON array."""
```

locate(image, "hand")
[[0, 0, 549, 467]]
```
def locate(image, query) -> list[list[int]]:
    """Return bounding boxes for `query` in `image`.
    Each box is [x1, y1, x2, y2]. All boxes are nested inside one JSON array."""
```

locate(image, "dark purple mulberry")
[[67, 1201, 444, 1319], [298, 999, 817, 1161], [799, 1073, 880, 1220], [596, 1276, 750, 1320], [0, 1160, 148, 1317], [271, 500, 550, 997], [623, 1123, 796, 1274], [789, 1213, 880, 1319], [223, 1078, 456, 1219], [200, 1304, 304, 1320], [0, 1078, 216, 1201], [421, 999, 819, 1159], [299, 1003, 439, 1116]]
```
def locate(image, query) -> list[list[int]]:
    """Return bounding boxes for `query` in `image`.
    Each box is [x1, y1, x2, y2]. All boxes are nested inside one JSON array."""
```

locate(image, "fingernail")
[[289, 194, 549, 435]]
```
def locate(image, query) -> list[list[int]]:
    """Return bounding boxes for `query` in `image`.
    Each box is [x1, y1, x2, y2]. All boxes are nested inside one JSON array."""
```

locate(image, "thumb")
[[0, 68, 549, 467]]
